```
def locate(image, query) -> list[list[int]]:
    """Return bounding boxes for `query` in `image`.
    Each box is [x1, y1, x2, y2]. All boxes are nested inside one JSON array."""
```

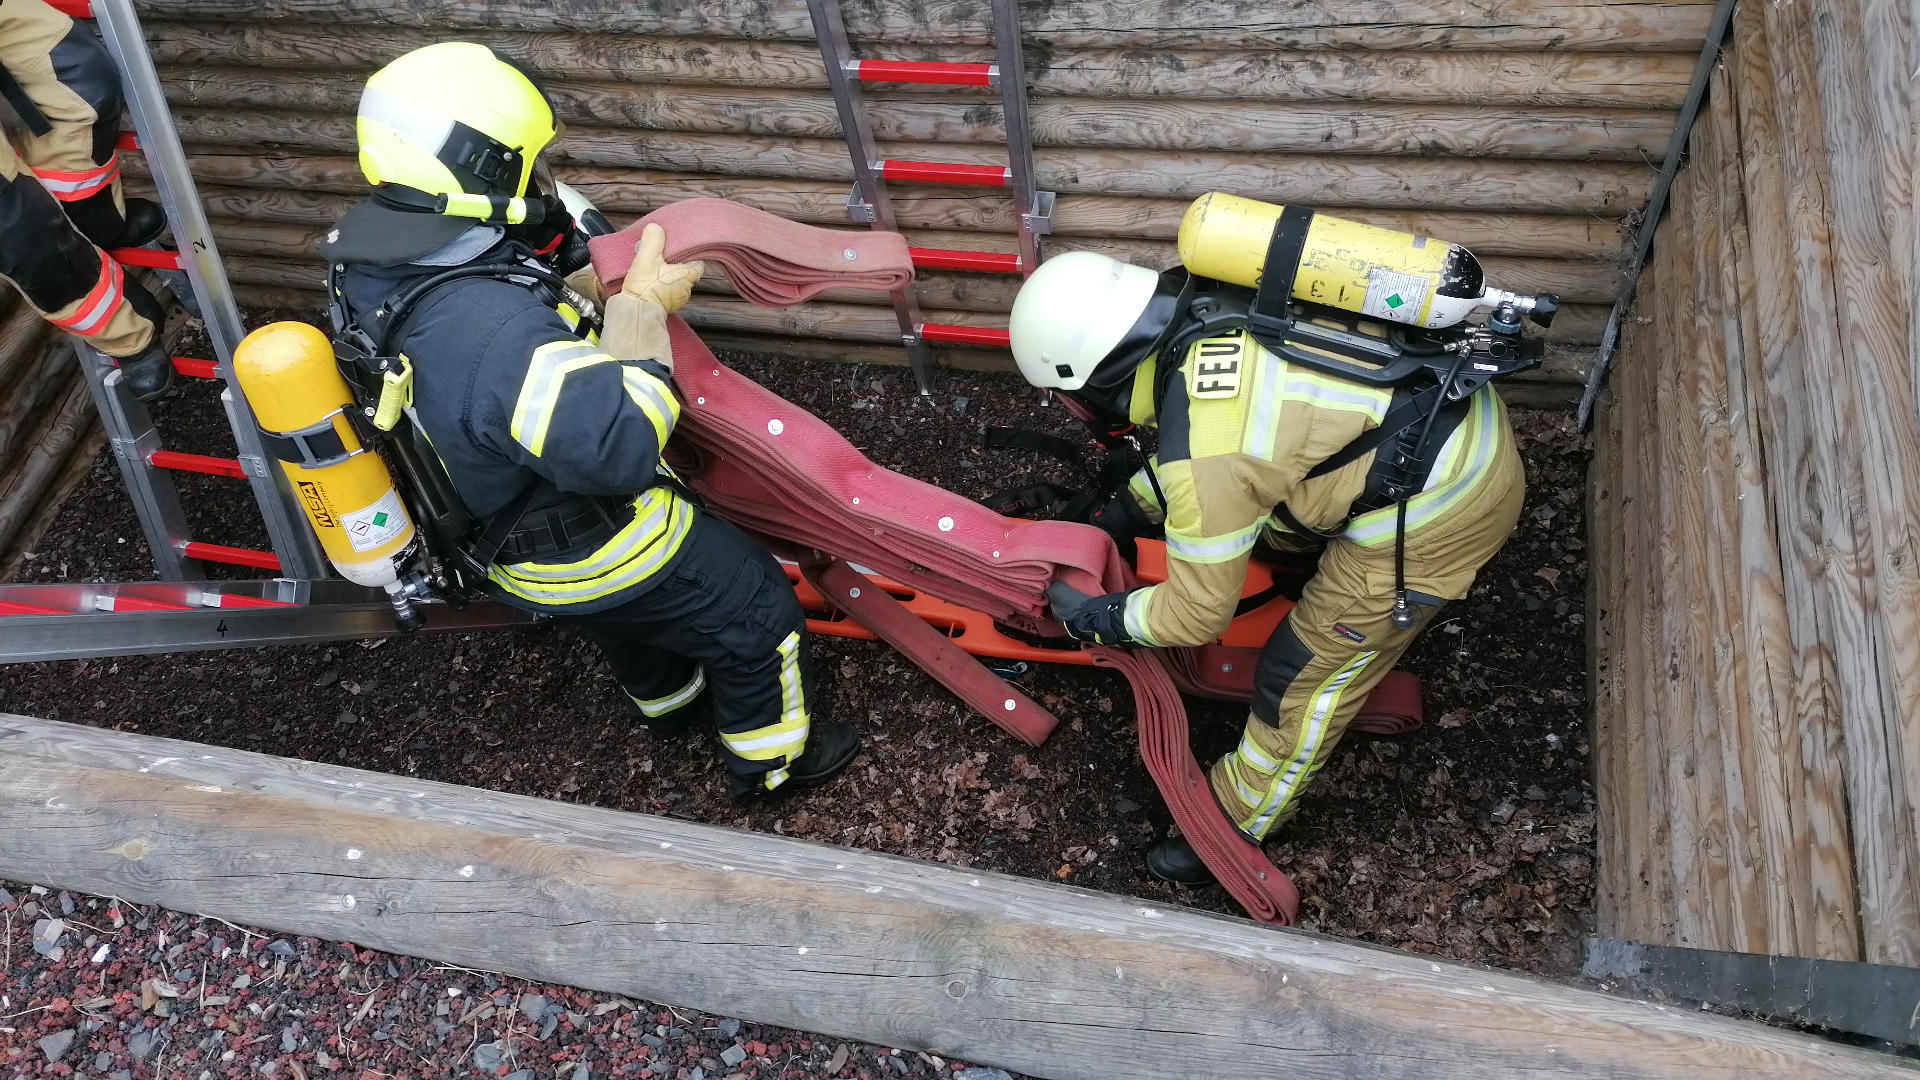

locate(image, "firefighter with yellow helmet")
[[313, 43, 858, 799], [1014, 209, 1528, 885]]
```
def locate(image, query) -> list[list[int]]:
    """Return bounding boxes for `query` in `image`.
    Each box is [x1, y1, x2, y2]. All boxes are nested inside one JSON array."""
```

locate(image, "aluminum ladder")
[[806, 0, 1053, 393], [0, 0, 531, 662]]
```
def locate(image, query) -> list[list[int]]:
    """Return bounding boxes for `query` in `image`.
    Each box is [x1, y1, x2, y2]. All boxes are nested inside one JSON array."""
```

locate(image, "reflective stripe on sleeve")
[[630, 666, 706, 717], [621, 364, 680, 447], [1164, 518, 1264, 564], [1122, 587, 1163, 647], [510, 341, 616, 457], [48, 251, 124, 336], [33, 158, 121, 201]]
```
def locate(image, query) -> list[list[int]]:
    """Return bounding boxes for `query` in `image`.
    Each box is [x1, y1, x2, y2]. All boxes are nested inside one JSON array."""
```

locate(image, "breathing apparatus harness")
[[994, 206, 1553, 629], [325, 244, 631, 608]]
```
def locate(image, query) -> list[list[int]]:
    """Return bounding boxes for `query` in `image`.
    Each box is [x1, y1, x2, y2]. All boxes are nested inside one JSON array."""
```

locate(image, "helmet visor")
[[1087, 268, 1192, 388]]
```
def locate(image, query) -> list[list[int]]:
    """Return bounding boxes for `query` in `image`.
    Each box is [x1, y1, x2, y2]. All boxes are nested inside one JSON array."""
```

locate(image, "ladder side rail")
[[989, 0, 1050, 277], [90, 0, 328, 581], [805, 0, 936, 393], [71, 341, 198, 581]]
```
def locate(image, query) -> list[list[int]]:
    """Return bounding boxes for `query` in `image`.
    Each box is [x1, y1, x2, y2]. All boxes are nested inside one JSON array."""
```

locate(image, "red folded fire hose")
[[594, 203, 1427, 924]]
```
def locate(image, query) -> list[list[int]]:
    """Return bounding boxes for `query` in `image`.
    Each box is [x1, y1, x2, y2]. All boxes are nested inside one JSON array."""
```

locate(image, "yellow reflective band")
[[1164, 519, 1264, 564], [1276, 374, 1392, 419], [488, 487, 694, 605], [1127, 465, 1163, 512], [1243, 649, 1378, 836], [1233, 729, 1284, 775], [621, 364, 680, 447], [511, 341, 617, 457], [1240, 342, 1286, 457], [631, 666, 705, 717], [1128, 354, 1159, 426], [1223, 756, 1269, 810], [722, 631, 811, 781], [1122, 587, 1163, 647], [1343, 389, 1502, 547]]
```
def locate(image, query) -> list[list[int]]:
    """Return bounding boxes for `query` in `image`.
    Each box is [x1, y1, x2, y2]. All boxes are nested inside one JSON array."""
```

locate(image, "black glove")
[[507, 192, 579, 267], [1046, 582, 1140, 648]]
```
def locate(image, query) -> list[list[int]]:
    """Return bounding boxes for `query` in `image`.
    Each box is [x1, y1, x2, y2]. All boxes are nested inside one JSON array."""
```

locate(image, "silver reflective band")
[[359, 86, 454, 158]]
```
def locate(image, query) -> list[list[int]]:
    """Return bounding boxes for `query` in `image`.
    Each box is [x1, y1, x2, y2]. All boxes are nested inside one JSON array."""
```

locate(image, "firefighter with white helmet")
[[317, 43, 859, 799], [1011, 243, 1527, 886]]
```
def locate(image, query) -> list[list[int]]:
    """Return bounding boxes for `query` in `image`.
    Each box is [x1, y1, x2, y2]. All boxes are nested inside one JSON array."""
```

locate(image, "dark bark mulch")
[[4, 315, 1596, 980]]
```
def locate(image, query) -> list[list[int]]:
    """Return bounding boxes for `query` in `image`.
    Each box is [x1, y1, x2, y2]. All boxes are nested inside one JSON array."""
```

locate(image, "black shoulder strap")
[[983, 427, 1087, 472], [1249, 205, 1316, 336], [0, 66, 51, 137], [464, 475, 545, 572], [1303, 383, 1445, 481]]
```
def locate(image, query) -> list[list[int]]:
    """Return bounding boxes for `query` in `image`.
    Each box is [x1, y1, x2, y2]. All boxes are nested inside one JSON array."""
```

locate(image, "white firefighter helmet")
[[1008, 251, 1162, 391]]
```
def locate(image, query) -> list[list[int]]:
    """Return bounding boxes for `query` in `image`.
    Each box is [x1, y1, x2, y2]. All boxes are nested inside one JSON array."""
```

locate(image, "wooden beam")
[[127, 1, 1719, 52], [0, 712, 1904, 1080], [165, 110, 1654, 213], [143, 23, 1699, 107], [157, 66, 1674, 162]]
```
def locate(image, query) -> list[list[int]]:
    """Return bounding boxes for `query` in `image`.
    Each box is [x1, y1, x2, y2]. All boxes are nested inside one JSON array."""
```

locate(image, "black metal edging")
[[1584, 938, 1920, 1049], [1575, 0, 1741, 428]]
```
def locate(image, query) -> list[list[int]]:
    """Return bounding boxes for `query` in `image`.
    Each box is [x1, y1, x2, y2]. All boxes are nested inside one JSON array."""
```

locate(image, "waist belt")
[[494, 493, 634, 565]]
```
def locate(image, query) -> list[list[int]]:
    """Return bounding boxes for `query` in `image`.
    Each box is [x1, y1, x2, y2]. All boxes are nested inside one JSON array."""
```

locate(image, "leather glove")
[[621, 222, 704, 314], [1046, 582, 1140, 648]]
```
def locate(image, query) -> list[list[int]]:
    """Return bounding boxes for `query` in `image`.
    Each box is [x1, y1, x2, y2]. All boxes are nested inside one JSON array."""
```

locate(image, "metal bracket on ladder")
[[806, 0, 1051, 394], [83, 0, 327, 582]]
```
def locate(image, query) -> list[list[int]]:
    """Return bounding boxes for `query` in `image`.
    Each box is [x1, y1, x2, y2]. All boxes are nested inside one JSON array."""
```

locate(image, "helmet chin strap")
[[1055, 384, 1134, 444]]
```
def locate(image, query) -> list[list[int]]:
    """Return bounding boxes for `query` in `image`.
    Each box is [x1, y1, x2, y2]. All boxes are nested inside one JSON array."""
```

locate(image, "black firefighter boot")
[[1146, 835, 1217, 887], [64, 188, 167, 250], [113, 278, 175, 401], [734, 721, 860, 800]]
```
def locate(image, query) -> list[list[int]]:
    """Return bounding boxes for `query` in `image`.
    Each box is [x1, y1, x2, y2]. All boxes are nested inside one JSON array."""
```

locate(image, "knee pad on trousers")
[[1250, 617, 1316, 726]]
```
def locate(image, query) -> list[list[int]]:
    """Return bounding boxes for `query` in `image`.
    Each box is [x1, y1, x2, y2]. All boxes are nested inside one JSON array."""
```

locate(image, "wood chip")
[[828, 1043, 849, 1075]]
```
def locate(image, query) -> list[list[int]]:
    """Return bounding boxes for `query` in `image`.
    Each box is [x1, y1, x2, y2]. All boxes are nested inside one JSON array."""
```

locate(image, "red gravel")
[[0, 882, 1023, 1079]]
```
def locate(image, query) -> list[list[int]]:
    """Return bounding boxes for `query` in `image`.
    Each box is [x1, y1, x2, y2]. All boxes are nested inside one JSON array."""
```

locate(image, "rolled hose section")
[[1088, 644, 1300, 925]]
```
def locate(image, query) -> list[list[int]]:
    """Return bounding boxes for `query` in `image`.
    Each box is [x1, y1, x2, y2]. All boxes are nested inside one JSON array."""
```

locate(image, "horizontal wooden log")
[[144, 23, 1700, 107], [134, 155, 1629, 258], [0, 336, 82, 471], [0, 421, 106, 579], [0, 377, 95, 556], [168, 111, 1655, 213], [158, 67, 1673, 161], [128, 1, 1719, 52], [0, 293, 60, 397], [0, 712, 1903, 1080]]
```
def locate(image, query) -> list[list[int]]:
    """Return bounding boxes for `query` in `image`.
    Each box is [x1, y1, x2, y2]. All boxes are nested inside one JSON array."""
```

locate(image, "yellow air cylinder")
[[1177, 191, 1493, 330], [233, 321, 416, 589]]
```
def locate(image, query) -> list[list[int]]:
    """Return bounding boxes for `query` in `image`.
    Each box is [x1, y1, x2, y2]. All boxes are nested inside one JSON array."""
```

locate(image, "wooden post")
[[0, 712, 1908, 1080]]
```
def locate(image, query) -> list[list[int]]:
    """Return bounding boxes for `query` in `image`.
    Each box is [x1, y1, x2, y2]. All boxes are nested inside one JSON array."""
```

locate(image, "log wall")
[[1590, 0, 1917, 964], [122, 0, 1715, 407], [0, 292, 106, 579]]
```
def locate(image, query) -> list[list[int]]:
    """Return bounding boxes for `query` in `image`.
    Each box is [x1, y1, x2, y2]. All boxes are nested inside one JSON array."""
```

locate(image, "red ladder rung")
[[855, 60, 995, 86], [183, 542, 282, 571], [878, 160, 1009, 187], [110, 247, 182, 270], [0, 600, 68, 616], [909, 247, 1022, 274], [920, 323, 1011, 347], [96, 595, 195, 613], [172, 357, 220, 379], [115, 131, 139, 152], [47, 0, 92, 17], [150, 450, 247, 479]]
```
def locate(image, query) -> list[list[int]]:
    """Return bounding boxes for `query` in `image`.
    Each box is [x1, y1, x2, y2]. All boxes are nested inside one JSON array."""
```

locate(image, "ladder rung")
[[920, 323, 1011, 347], [183, 542, 282, 571], [855, 60, 995, 86], [47, 0, 92, 17], [878, 160, 1009, 187], [0, 600, 67, 616], [115, 131, 139, 152], [111, 247, 182, 270], [150, 450, 247, 479], [909, 247, 1022, 273], [172, 357, 220, 379], [95, 595, 195, 613], [205, 593, 297, 609]]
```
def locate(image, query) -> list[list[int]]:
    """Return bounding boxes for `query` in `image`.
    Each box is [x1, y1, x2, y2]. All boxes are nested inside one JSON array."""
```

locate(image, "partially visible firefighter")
[[0, 0, 173, 398], [316, 43, 859, 798], [1013, 194, 1544, 885]]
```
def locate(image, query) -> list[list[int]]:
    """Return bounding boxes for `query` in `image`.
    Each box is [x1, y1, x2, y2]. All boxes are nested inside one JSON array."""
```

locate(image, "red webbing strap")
[[803, 556, 1058, 746], [1089, 645, 1299, 926]]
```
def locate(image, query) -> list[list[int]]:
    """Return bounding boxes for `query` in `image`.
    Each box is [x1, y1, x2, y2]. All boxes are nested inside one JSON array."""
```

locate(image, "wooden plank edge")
[[0, 714, 1906, 1080]]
